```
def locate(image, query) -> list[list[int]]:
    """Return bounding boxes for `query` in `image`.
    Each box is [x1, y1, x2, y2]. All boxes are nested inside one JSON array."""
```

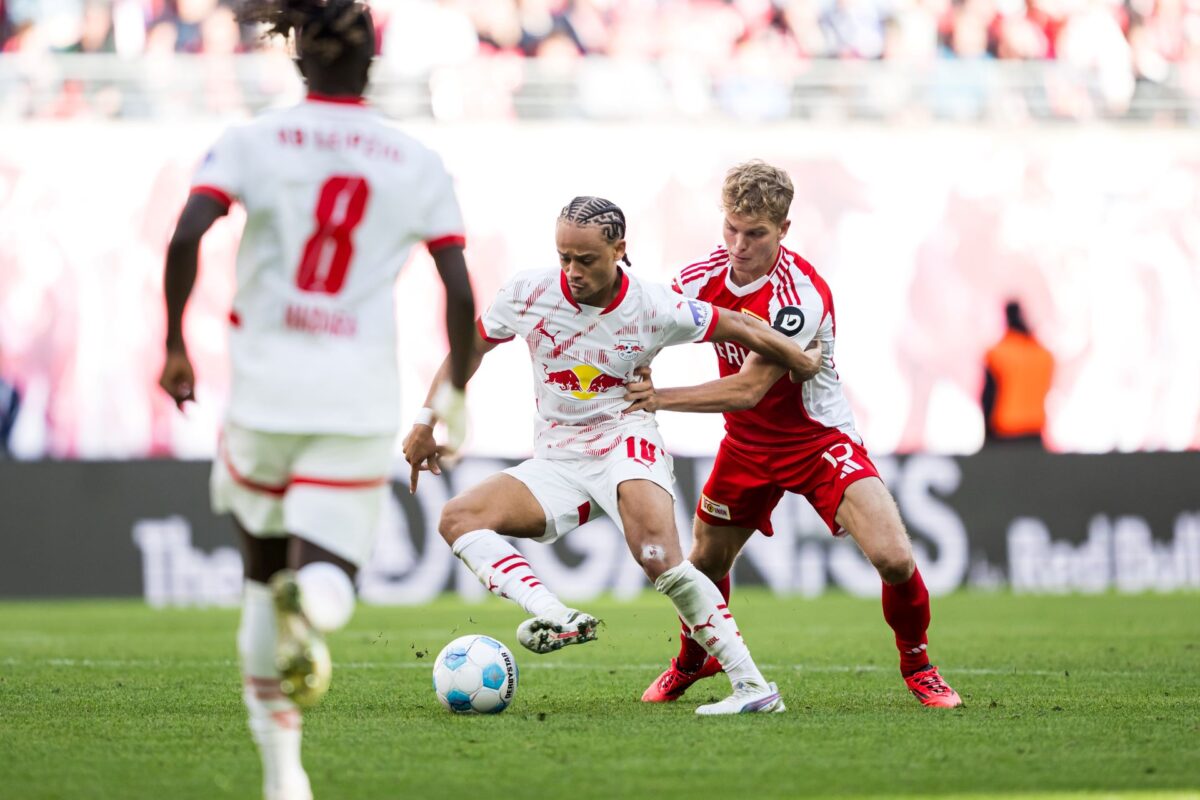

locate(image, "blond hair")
[[721, 160, 794, 226]]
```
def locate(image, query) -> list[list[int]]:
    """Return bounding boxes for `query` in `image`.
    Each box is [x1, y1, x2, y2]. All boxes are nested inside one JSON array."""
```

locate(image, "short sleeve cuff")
[[191, 184, 234, 210], [699, 306, 721, 343], [476, 317, 514, 344], [426, 234, 466, 253]]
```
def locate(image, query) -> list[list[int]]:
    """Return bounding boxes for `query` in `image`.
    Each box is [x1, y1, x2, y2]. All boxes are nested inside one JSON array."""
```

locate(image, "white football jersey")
[[191, 94, 464, 435], [478, 268, 719, 459]]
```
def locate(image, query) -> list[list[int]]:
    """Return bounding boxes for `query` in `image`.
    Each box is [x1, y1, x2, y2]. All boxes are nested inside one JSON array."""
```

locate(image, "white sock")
[[296, 561, 356, 633], [238, 581, 310, 799], [452, 530, 569, 618], [654, 560, 767, 690]]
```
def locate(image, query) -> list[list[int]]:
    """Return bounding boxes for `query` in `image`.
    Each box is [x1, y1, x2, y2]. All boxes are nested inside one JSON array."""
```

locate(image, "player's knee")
[[438, 496, 484, 545], [688, 547, 733, 582], [629, 535, 677, 581], [638, 553, 671, 582], [872, 547, 915, 584]]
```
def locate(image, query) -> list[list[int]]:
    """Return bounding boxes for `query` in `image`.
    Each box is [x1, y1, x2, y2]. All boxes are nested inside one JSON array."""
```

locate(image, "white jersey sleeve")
[[767, 257, 829, 350], [644, 282, 719, 348], [191, 126, 244, 208], [477, 275, 522, 343], [417, 154, 465, 249], [769, 299, 822, 349]]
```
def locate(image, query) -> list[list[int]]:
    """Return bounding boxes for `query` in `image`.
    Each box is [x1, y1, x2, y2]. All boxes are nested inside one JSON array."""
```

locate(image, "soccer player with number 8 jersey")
[[157, 3, 476, 798], [626, 161, 962, 709]]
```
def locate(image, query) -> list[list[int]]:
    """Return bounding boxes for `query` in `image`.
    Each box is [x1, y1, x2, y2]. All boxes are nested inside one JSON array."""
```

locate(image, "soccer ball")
[[432, 635, 519, 714]]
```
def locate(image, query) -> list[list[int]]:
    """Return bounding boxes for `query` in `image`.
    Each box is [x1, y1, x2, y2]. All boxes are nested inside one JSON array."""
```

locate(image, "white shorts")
[[504, 431, 676, 544], [211, 422, 395, 568]]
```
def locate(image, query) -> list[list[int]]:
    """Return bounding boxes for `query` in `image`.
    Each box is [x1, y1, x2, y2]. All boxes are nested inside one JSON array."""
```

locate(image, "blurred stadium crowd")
[[3, 0, 1199, 67], [1, 0, 1198, 121]]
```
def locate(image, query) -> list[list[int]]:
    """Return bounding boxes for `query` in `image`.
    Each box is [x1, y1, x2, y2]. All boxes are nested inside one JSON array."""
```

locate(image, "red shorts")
[[696, 433, 879, 537]]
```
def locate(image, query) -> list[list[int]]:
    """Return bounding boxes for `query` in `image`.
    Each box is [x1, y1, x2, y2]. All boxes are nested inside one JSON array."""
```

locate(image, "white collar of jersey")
[[560, 268, 630, 314], [724, 244, 786, 297], [724, 264, 772, 297]]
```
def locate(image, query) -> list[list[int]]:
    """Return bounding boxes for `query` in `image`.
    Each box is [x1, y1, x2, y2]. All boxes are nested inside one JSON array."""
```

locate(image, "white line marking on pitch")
[[0, 657, 1145, 678]]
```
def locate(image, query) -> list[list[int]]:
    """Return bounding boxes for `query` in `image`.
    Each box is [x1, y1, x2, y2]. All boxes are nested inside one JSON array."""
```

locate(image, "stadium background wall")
[[2, 450, 1197, 603], [2, 122, 1199, 460]]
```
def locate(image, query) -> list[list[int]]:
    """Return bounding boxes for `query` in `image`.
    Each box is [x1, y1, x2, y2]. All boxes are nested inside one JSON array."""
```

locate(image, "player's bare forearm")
[[655, 376, 766, 413], [624, 360, 779, 413], [407, 334, 491, 489], [163, 194, 226, 354], [431, 245, 476, 390], [160, 194, 225, 409], [420, 333, 492, 411], [711, 311, 816, 375]]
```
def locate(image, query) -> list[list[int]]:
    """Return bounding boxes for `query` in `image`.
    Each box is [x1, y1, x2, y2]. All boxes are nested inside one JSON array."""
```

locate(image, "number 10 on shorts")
[[626, 437, 658, 467]]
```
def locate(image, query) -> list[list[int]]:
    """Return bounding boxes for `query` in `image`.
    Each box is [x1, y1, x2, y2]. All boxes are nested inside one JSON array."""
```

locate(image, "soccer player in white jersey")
[[625, 161, 962, 708], [157, 3, 475, 798], [404, 196, 822, 715]]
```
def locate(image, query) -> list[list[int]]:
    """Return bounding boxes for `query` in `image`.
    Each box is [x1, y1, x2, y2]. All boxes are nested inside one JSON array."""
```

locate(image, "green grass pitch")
[[1, 591, 1197, 799]]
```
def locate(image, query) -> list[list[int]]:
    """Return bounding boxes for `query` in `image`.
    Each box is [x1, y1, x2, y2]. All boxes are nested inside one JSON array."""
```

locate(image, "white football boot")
[[270, 570, 332, 708], [516, 609, 600, 654], [695, 681, 786, 715]]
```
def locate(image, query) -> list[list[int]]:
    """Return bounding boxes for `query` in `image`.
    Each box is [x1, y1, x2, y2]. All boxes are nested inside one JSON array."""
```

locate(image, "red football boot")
[[641, 657, 723, 703], [904, 665, 962, 708]]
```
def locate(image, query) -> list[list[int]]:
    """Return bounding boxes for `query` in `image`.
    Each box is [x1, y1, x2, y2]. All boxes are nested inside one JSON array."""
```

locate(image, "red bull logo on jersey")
[[543, 364, 626, 400]]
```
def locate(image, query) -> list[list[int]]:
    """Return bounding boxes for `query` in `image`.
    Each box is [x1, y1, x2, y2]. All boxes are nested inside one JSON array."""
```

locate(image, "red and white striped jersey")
[[672, 244, 860, 447], [190, 94, 465, 435]]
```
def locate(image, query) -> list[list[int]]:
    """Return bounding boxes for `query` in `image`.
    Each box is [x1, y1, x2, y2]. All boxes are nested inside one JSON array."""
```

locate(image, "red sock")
[[676, 572, 731, 673], [881, 566, 931, 675]]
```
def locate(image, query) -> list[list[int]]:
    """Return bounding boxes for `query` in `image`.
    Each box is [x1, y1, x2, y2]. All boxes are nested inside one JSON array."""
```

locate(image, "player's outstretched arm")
[[428, 244, 477, 450], [709, 309, 821, 377], [158, 193, 227, 410], [430, 244, 476, 391], [401, 331, 498, 493], [624, 342, 820, 414]]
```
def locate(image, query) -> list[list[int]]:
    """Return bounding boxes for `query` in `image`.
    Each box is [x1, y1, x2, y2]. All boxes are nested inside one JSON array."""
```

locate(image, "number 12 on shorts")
[[295, 175, 371, 295], [821, 442, 862, 479]]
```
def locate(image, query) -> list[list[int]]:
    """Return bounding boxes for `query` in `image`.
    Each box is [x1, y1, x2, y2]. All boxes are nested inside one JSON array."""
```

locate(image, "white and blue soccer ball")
[[432, 635, 519, 714]]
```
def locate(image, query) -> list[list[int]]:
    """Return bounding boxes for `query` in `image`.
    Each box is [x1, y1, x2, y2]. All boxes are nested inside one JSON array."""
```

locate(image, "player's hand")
[[788, 339, 823, 383], [159, 349, 196, 411], [402, 423, 449, 494], [623, 365, 660, 413], [431, 383, 468, 451]]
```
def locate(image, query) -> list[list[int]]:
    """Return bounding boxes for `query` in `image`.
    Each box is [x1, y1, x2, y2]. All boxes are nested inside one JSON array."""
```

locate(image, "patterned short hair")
[[721, 160, 794, 226], [558, 196, 631, 266]]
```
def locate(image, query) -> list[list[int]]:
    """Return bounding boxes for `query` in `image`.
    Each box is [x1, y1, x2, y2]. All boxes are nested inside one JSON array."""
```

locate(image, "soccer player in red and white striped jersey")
[[628, 161, 961, 709]]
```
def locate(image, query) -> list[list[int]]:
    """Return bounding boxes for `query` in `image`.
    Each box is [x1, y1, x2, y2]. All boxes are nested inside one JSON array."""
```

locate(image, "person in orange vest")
[[982, 301, 1054, 445]]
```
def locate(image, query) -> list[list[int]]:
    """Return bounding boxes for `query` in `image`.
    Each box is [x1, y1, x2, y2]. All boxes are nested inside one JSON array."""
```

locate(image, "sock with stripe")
[[451, 529, 569, 619], [881, 565, 932, 675], [238, 580, 311, 800], [676, 572, 730, 673], [655, 560, 766, 690]]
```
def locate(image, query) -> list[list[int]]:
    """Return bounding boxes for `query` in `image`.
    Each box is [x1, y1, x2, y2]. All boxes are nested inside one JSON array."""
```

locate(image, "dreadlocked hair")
[[237, 0, 374, 67], [558, 196, 632, 266]]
